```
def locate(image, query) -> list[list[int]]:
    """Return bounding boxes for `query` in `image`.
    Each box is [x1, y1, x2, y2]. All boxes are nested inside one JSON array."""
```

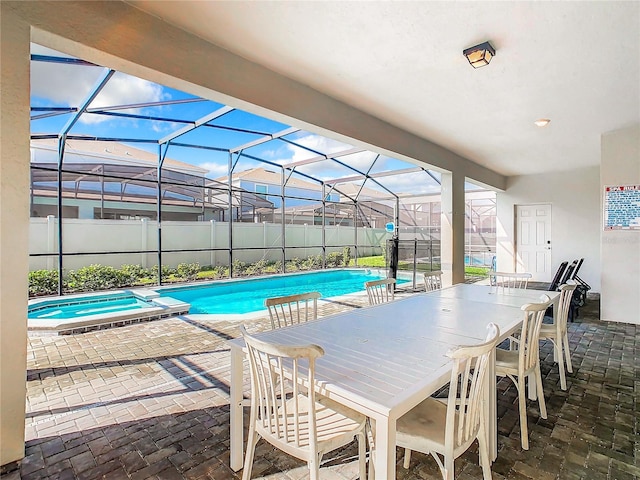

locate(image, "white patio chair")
[[239, 326, 367, 480], [489, 271, 532, 291], [539, 283, 577, 390], [396, 323, 500, 480], [364, 278, 396, 305], [424, 270, 443, 291], [265, 291, 321, 330], [495, 296, 550, 450]]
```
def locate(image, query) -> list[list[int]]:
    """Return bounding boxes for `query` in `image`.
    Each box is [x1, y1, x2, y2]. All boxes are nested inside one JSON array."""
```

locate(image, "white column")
[[46, 215, 56, 270], [0, 5, 30, 469], [210, 219, 216, 266], [141, 218, 148, 268], [440, 171, 466, 286], [601, 125, 640, 323], [263, 221, 267, 247]]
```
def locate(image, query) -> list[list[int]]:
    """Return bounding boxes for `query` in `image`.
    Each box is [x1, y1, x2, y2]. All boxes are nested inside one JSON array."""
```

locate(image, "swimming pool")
[[30, 295, 153, 319], [28, 269, 407, 334], [156, 269, 407, 315], [28, 291, 190, 335]]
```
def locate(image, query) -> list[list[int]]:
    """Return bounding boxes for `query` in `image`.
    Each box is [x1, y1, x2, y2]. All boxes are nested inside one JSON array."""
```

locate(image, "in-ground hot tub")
[[28, 289, 190, 335]]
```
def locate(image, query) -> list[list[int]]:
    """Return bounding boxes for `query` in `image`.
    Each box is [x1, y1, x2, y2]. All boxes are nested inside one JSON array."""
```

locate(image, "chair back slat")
[[265, 291, 321, 329], [423, 270, 443, 291], [490, 271, 532, 291], [557, 283, 578, 334], [241, 325, 323, 450], [519, 297, 551, 373], [364, 278, 396, 305], [445, 323, 500, 451]]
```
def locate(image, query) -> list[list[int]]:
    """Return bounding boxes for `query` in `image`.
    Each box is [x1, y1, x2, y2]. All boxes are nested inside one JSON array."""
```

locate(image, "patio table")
[[228, 283, 559, 479]]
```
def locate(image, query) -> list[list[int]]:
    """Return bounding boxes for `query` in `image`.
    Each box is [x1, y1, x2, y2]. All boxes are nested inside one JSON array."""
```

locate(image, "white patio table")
[[228, 283, 559, 479]]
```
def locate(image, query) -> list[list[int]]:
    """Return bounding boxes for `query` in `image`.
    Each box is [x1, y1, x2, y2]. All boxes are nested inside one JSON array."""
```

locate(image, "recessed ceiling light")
[[534, 119, 551, 127]]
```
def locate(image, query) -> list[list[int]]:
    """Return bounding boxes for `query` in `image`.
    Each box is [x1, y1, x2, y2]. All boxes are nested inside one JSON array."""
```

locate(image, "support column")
[[46, 215, 56, 270], [210, 219, 217, 267], [141, 218, 148, 268], [0, 5, 30, 470], [440, 171, 466, 286]]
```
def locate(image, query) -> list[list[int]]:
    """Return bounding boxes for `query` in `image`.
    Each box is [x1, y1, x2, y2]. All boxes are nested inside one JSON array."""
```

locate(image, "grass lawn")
[[353, 256, 490, 277]]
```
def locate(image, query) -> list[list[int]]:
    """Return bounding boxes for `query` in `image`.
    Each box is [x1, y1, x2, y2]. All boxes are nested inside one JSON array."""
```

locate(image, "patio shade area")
[[10, 291, 638, 480]]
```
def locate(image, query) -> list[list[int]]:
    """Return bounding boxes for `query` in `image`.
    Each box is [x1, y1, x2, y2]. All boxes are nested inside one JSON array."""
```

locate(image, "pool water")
[[159, 270, 406, 315], [29, 295, 152, 319]]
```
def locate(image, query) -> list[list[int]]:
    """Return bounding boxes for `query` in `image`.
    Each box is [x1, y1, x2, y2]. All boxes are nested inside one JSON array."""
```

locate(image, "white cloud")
[[198, 162, 231, 178], [31, 45, 168, 125], [373, 172, 441, 195], [270, 133, 384, 180]]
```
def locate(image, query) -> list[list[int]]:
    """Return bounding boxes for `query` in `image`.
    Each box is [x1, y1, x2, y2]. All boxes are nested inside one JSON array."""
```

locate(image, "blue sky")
[[30, 44, 446, 194]]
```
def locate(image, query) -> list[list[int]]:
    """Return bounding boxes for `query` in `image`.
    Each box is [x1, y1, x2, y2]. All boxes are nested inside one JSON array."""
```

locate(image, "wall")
[[0, 6, 30, 468], [601, 125, 640, 323], [496, 166, 601, 292], [28, 218, 388, 271]]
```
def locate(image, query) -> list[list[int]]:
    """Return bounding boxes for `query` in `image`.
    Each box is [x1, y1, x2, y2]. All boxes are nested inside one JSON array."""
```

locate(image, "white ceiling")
[[130, 1, 638, 177]]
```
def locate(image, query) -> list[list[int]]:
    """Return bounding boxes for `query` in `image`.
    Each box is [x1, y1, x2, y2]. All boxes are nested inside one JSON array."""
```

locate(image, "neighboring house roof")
[[215, 167, 322, 191], [31, 138, 209, 176], [329, 182, 396, 201]]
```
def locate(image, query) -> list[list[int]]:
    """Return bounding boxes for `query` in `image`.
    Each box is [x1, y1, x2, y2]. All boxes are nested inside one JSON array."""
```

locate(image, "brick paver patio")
[[5, 288, 638, 479]]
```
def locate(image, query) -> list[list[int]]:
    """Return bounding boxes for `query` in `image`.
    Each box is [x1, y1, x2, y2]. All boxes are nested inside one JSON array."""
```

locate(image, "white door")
[[516, 204, 552, 281]]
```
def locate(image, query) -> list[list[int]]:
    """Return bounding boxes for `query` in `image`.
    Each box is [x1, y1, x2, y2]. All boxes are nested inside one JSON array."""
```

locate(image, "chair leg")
[[241, 427, 259, 480], [403, 448, 412, 469], [554, 338, 567, 391], [535, 365, 547, 419], [563, 332, 573, 373], [477, 425, 493, 480], [309, 453, 321, 480], [357, 432, 366, 480], [366, 420, 375, 480], [517, 376, 529, 450], [443, 456, 455, 480]]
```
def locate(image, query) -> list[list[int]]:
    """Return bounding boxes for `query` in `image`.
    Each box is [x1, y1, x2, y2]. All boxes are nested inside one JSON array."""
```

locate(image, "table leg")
[[372, 415, 396, 480], [230, 347, 244, 472]]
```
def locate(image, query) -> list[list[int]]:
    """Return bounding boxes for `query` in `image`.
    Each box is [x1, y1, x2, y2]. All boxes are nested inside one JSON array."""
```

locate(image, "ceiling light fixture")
[[534, 118, 551, 127], [463, 41, 496, 68]]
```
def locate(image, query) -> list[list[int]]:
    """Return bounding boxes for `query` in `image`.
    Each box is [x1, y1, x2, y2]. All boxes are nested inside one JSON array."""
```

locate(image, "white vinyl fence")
[[29, 217, 389, 271]]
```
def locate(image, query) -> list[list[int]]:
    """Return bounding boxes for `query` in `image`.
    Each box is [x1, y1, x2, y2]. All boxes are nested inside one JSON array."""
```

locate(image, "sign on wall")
[[604, 185, 640, 230]]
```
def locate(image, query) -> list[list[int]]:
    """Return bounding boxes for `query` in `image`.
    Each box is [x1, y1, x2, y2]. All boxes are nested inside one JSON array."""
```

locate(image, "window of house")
[[255, 184, 268, 197]]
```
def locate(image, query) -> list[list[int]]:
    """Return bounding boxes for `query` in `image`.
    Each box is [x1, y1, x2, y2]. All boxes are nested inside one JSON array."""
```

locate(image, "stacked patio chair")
[[569, 258, 590, 320]]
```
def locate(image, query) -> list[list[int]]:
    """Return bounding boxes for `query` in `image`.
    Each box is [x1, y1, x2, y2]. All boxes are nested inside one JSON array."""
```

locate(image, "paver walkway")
[[5, 288, 639, 479]]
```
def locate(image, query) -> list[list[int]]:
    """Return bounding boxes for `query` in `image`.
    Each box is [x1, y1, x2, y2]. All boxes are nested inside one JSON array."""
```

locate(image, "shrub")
[[326, 252, 343, 268], [150, 264, 176, 282], [245, 259, 269, 276], [265, 261, 282, 274], [214, 265, 229, 278], [120, 264, 150, 284], [302, 255, 323, 270], [342, 247, 351, 267], [67, 264, 130, 292], [286, 257, 303, 272], [29, 269, 61, 297], [176, 262, 201, 281], [232, 260, 247, 276]]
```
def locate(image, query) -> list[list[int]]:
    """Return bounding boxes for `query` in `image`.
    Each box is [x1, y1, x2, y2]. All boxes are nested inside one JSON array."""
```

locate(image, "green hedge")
[[28, 253, 362, 297]]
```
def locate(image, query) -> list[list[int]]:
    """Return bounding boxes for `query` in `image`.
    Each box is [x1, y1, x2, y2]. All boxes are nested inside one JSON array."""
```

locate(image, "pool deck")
[[10, 286, 639, 479]]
